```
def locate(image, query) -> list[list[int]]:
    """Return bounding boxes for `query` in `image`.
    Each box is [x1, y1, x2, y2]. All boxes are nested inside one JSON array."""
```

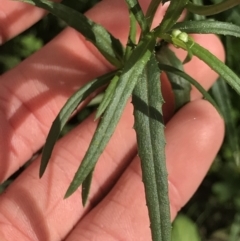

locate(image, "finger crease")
[[2, 74, 48, 138]]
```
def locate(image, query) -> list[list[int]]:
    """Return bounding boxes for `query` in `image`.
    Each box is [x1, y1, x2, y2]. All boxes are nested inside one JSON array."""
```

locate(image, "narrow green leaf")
[[61, 0, 93, 13], [156, 45, 191, 111], [125, 11, 137, 61], [183, 43, 193, 64], [19, 0, 124, 67], [173, 20, 240, 38], [186, 0, 240, 16], [161, 36, 240, 97], [87, 93, 104, 106], [95, 74, 120, 120], [211, 78, 240, 164], [40, 71, 116, 177], [190, 0, 205, 20], [82, 168, 94, 206], [158, 64, 221, 115], [145, 0, 163, 28], [189, 42, 240, 96], [124, 0, 148, 33], [133, 54, 171, 241], [154, 0, 189, 35], [64, 35, 156, 198]]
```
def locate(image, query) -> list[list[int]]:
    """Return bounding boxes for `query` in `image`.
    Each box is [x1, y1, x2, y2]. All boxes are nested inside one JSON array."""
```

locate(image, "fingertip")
[[0, 1, 45, 43], [166, 99, 225, 220]]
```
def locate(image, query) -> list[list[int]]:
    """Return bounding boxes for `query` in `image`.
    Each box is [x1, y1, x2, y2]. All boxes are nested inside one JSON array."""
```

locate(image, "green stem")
[[162, 33, 240, 97], [186, 0, 240, 16], [190, 0, 205, 20], [154, 0, 189, 36], [145, 0, 163, 28]]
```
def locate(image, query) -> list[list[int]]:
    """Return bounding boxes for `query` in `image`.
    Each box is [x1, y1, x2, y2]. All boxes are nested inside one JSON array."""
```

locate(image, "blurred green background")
[[0, 0, 240, 240]]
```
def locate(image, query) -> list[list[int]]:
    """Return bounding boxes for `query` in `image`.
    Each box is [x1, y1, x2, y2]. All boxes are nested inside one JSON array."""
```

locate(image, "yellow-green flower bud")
[[171, 29, 182, 38], [178, 32, 189, 43]]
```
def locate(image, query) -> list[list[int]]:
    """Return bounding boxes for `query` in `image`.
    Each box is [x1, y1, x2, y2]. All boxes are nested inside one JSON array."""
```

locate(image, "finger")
[[65, 100, 224, 241], [0, 102, 137, 241], [0, 0, 170, 182], [0, 0, 46, 44], [169, 34, 225, 100], [0, 0, 171, 44]]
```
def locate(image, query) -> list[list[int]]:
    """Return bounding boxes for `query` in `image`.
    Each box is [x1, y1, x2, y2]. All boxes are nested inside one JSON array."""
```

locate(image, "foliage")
[[172, 214, 201, 241], [180, 2, 240, 241], [0, 33, 43, 72]]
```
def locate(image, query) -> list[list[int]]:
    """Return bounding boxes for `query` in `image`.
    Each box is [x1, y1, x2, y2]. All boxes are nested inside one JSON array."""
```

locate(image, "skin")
[[0, 0, 225, 240]]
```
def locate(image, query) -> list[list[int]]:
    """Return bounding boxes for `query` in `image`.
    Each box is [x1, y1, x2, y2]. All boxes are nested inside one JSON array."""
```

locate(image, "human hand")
[[0, 0, 225, 240]]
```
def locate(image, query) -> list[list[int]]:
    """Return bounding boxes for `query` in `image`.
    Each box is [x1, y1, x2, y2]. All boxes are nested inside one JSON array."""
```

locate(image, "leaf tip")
[[39, 169, 44, 178], [64, 187, 73, 199], [39, 159, 47, 178], [94, 112, 101, 121], [64, 181, 80, 199], [82, 195, 88, 207]]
